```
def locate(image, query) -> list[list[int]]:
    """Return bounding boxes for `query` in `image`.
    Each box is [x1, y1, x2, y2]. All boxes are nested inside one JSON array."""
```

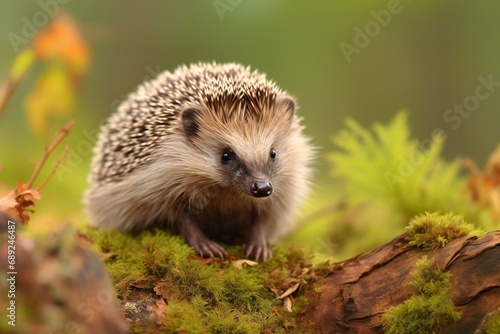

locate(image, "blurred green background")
[[0, 1, 499, 246]]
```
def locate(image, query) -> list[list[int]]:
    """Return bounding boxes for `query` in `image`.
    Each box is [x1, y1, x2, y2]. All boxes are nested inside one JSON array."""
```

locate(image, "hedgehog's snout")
[[251, 180, 273, 197]]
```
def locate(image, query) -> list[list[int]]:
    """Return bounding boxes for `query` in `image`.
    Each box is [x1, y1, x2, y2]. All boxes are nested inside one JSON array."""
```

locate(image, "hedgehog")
[[84, 62, 313, 260]]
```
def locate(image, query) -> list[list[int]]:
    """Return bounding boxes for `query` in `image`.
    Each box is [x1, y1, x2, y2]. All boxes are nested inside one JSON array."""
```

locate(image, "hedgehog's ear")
[[182, 106, 203, 138], [275, 95, 296, 123]]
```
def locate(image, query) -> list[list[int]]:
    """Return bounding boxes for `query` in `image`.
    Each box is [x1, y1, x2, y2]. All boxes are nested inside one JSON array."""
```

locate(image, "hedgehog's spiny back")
[[90, 63, 284, 185]]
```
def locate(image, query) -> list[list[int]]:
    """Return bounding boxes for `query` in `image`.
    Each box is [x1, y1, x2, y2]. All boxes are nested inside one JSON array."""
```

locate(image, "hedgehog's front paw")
[[191, 239, 228, 258], [241, 242, 272, 261]]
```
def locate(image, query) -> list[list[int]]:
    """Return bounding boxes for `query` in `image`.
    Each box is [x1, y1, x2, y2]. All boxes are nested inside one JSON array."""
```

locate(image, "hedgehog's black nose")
[[251, 181, 273, 197]]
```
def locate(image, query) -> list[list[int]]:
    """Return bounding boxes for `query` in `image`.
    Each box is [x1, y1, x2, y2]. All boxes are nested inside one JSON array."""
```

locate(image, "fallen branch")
[[301, 231, 500, 333]]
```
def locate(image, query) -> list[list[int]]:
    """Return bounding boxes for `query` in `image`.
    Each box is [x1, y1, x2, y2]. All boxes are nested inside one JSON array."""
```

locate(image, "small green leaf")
[[10, 49, 36, 82]]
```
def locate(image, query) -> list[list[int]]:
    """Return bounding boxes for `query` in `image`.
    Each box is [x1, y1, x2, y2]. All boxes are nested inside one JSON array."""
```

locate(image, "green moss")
[[383, 256, 461, 334], [477, 309, 500, 334], [163, 298, 207, 333], [406, 212, 484, 250], [84, 227, 325, 333]]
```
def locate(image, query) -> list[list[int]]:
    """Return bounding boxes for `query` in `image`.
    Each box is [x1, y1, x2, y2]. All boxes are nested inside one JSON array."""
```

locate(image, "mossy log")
[[1, 222, 498, 333], [302, 231, 500, 333]]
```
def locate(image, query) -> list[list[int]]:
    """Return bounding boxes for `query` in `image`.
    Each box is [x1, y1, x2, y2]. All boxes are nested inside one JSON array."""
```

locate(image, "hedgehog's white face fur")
[[179, 95, 297, 198], [85, 62, 313, 260]]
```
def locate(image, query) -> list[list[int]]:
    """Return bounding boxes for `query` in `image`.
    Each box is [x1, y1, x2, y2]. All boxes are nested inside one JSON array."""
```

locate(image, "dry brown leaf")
[[189, 254, 221, 265], [17, 182, 41, 200], [269, 287, 279, 298], [232, 259, 258, 269], [0, 183, 41, 224], [283, 296, 293, 312], [0, 191, 17, 212], [269, 267, 281, 278], [466, 144, 500, 220], [153, 283, 170, 301], [130, 278, 154, 289], [16, 182, 41, 224], [155, 298, 167, 324], [277, 278, 300, 300]]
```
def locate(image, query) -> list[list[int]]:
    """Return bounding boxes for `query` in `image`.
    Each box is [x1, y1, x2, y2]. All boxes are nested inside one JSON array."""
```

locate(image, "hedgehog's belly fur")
[[183, 192, 260, 245]]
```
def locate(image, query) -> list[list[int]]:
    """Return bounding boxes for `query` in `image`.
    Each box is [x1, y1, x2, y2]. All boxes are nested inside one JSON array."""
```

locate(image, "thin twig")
[[0, 81, 12, 119], [26, 120, 75, 189], [37, 145, 70, 191], [0, 80, 22, 120]]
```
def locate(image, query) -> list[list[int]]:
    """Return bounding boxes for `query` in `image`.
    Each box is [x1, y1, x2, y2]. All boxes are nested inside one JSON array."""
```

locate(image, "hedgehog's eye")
[[221, 150, 233, 163], [270, 149, 276, 160]]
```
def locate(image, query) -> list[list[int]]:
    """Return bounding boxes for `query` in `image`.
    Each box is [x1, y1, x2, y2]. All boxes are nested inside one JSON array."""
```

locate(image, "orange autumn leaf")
[[34, 13, 90, 80]]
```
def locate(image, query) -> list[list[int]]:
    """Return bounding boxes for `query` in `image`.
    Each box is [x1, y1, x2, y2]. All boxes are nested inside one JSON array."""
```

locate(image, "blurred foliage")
[[0, 13, 87, 230], [329, 112, 494, 228], [290, 113, 496, 262], [25, 13, 89, 139]]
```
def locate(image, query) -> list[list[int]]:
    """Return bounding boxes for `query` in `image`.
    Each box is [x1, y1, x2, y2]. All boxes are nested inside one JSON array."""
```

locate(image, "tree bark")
[[301, 231, 500, 333]]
